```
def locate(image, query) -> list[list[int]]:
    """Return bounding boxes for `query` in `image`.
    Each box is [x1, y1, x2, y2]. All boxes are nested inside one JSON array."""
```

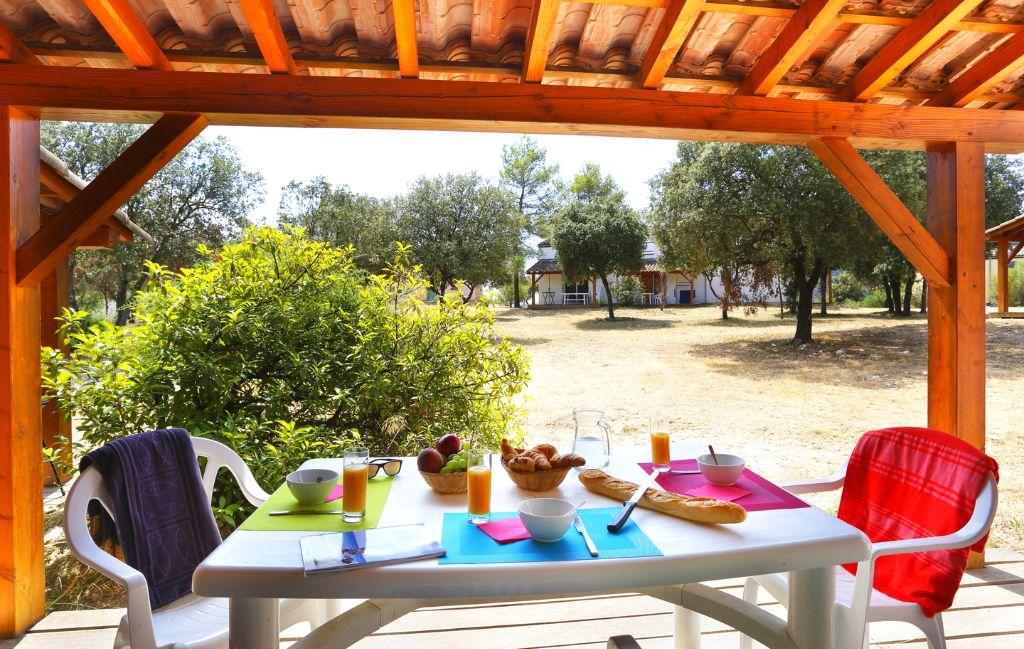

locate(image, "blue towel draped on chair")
[[81, 428, 222, 609]]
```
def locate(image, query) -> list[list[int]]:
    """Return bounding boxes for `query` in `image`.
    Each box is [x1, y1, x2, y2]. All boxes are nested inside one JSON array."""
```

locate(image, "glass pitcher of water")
[[571, 409, 611, 470]]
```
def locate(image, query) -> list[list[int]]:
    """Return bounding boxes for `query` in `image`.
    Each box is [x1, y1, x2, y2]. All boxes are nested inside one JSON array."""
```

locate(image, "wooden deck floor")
[[5, 548, 1023, 649]]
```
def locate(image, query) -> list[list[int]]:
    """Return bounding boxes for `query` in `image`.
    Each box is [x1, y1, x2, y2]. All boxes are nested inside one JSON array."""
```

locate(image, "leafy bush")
[[612, 275, 644, 306], [989, 261, 1024, 307], [859, 288, 889, 308], [832, 270, 867, 304], [45, 227, 529, 524]]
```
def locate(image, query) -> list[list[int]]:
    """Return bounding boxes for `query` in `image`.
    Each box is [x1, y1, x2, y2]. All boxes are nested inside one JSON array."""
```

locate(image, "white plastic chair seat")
[[113, 595, 319, 649], [755, 566, 923, 615]]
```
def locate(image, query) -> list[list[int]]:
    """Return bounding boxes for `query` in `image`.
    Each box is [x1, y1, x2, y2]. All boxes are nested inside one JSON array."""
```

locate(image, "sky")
[[206, 126, 681, 224]]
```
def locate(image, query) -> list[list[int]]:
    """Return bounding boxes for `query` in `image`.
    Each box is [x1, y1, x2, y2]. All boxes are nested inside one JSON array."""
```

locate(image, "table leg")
[[229, 597, 279, 649], [788, 566, 836, 649], [673, 605, 702, 649]]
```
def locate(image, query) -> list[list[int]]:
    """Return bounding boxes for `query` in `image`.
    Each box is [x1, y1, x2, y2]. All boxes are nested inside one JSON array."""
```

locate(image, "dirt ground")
[[493, 304, 1023, 552]]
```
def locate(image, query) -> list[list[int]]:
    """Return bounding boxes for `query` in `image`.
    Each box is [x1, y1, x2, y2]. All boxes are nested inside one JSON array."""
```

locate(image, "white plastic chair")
[[64, 435, 325, 649], [739, 463, 998, 649]]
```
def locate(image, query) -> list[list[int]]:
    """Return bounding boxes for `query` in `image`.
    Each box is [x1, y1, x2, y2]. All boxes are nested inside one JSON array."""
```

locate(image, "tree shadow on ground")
[[707, 310, 892, 329], [689, 318, 1024, 389], [573, 317, 675, 331], [503, 336, 552, 346]]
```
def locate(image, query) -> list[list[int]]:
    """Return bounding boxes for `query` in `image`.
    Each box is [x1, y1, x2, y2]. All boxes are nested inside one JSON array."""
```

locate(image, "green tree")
[[500, 137, 562, 306], [44, 227, 529, 524], [397, 173, 524, 301], [552, 167, 646, 319], [41, 122, 263, 324], [278, 176, 398, 272]]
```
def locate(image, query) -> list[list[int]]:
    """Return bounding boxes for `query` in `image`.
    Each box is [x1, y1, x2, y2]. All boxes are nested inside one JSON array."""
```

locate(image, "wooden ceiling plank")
[[809, 137, 951, 286], [81, 0, 172, 71], [927, 33, 1024, 107], [842, 0, 986, 102], [391, 0, 419, 78], [238, 0, 297, 74], [738, 0, 847, 96], [16, 113, 206, 287], [522, 0, 560, 83], [0, 21, 41, 64], [636, 0, 705, 89]]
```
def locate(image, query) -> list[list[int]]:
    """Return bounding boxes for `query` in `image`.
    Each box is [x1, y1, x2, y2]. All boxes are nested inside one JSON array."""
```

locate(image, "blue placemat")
[[439, 506, 662, 564]]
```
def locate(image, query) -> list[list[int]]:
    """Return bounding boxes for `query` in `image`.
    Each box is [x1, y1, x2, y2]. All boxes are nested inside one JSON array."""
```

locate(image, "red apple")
[[417, 448, 445, 473], [435, 434, 462, 457]]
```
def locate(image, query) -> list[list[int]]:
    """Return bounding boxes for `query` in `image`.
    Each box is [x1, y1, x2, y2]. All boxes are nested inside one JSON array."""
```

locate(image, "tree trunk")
[[819, 271, 828, 316], [793, 258, 822, 344], [902, 275, 914, 316], [920, 279, 928, 314], [883, 281, 893, 312], [890, 277, 902, 315], [114, 279, 131, 326], [600, 275, 615, 319], [720, 273, 731, 320], [512, 274, 520, 308]]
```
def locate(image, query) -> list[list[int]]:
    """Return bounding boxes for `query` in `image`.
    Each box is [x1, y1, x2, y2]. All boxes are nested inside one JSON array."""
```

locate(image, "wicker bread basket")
[[501, 458, 572, 491], [419, 470, 467, 494]]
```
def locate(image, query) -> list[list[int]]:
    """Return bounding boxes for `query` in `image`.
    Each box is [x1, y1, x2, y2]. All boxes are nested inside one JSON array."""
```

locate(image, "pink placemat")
[[638, 460, 809, 512]]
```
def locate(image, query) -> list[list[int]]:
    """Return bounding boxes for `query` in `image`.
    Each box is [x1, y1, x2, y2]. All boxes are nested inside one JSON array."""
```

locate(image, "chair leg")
[[917, 613, 947, 649], [738, 578, 758, 649]]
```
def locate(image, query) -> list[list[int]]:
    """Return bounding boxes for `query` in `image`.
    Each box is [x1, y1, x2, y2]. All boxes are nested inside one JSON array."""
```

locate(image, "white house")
[[525, 239, 731, 308]]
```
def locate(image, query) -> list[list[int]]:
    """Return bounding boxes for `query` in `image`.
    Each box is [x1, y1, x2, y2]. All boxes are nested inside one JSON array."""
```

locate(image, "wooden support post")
[[0, 105, 43, 636], [926, 141, 987, 567], [40, 260, 70, 483], [997, 239, 1010, 313]]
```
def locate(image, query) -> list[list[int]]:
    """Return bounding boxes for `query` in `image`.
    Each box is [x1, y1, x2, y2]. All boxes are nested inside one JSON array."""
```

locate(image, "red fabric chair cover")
[[837, 427, 998, 617]]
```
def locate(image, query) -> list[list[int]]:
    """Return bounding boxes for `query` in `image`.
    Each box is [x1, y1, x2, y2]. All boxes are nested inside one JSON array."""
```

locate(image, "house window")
[[564, 280, 588, 294]]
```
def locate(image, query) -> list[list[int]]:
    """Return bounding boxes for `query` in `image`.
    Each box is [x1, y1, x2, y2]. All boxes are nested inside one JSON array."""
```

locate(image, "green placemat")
[[239, 476, 394, 531]]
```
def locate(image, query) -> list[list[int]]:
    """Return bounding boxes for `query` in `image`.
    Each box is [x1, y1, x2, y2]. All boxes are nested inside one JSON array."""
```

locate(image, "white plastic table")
[[193, 446, 869, 649]]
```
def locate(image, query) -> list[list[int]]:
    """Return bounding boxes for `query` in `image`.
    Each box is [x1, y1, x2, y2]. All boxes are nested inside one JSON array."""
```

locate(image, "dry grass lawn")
[[493, 304, 1024, 553]]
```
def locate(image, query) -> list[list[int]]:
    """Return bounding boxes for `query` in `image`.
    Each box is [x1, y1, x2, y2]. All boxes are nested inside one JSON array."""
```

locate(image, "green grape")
[[440, 467, 451, 475]]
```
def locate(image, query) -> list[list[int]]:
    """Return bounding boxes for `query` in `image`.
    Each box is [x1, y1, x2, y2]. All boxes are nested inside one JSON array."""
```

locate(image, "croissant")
[[500, 438, 518, 463], [551, 453, 586, 469], [521, 449, 551, 471], [531, 444, 558, 460], [507, 455, 536, 472]]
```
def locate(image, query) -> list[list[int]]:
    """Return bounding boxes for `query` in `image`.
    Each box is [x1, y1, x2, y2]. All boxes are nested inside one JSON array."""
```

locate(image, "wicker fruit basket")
[[419, 470, 467, 494], [501, 458, 572, 491]]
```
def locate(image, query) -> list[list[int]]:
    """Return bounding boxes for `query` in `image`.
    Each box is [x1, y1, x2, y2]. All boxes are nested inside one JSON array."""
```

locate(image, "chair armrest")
[[781, 463, 847, 495], [191, 436, 271, 507]]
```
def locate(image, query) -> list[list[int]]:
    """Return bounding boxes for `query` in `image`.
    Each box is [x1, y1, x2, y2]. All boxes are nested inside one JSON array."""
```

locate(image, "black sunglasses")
[[367, 458, 402, 478]]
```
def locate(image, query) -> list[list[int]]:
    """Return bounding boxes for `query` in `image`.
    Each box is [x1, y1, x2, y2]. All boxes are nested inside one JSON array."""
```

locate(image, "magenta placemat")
[[638, 460, 809, 512]]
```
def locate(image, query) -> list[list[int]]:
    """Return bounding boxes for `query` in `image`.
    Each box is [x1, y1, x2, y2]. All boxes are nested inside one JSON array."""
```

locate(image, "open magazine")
[[299, 524, 446, 575]]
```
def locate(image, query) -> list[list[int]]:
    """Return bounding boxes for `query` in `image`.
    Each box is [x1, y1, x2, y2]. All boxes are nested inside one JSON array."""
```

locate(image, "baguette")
[[577, 469, 747, 524]]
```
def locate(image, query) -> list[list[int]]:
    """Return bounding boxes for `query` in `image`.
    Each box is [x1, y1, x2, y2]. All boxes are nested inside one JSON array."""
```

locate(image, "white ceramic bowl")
[[696, 454, 745, 486], [518, 498, 576, 543], [286, 468, 340, 505]]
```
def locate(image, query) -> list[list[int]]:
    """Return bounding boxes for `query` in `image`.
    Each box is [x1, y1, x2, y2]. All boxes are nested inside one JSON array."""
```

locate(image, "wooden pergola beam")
[[81, 0, 173, 71], [927, 33, 1024, 107], [16, 113, 206, 287], [522, 0, 560, 83], [0, 21, 40, 64], [842, 0, 986, 102], [737, 0, 846, 96], [635, 0, 705, 89], [997, 239, 1010, 312], [238, 0, 297, 74], [9, 65, 1024, 150], [808, 137, 952, 287], [391, 0, 419, 78]]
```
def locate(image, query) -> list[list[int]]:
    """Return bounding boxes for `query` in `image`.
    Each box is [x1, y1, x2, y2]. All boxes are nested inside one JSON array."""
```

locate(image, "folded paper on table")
[[324, 484, 343, 503], [477, 517, 532, 544], [440, 507, 661, 564], [685, 483, 751, 503], [639, 460, 809, 512], [239, 477, 393, 531]]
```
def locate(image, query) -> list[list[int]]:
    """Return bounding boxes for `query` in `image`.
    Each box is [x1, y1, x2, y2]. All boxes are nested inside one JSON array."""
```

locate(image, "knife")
[[607, 469, 662, 533], [268, 510, 345, 516], [575, 515, 598, 557]]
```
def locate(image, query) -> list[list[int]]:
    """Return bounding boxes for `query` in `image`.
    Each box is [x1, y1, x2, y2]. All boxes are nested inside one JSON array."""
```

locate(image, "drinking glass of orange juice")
[[649, 416, 671, 470], [466, 450, 492, 525], [343, 447, 369, 523]]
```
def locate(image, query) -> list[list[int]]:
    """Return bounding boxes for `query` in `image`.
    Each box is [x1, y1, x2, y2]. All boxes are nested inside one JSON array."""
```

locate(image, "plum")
[[435, 433, 462, 457], [417, 448, 445, 473]]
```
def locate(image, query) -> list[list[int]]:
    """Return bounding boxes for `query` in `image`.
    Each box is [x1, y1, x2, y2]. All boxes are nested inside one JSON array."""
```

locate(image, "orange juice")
[[343, 463, 368, 514], [467, 465, 492, 517], [650, 431, 671, 467]]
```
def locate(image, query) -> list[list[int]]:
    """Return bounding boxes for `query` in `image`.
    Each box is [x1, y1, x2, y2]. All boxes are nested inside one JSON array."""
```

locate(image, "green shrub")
[[831, 270, 867, 304], [989, 261, 1024, 307], [859, 288, 888, 308], [45, 227, 529, 525], [612, 275, 643, 306]]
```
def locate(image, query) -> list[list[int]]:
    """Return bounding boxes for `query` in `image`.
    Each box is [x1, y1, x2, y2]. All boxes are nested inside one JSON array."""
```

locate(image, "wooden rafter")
[[635, 0, 705, 89], [238, 0, 297, 74], [1012, 240, 1024, 259], [81, 0, 172, 71], [927, 33, 1024, 107], [738, 0, 846, 96], [0, 21, 40, 64], [522, 0, 560, 83], [842, 0, 986, 102], [9, 65, 1024, 151], [808, 137, 952, 287], [16, 113, 206, 287], [391, 0, 419, 78], [39, 154, 136, 244]]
